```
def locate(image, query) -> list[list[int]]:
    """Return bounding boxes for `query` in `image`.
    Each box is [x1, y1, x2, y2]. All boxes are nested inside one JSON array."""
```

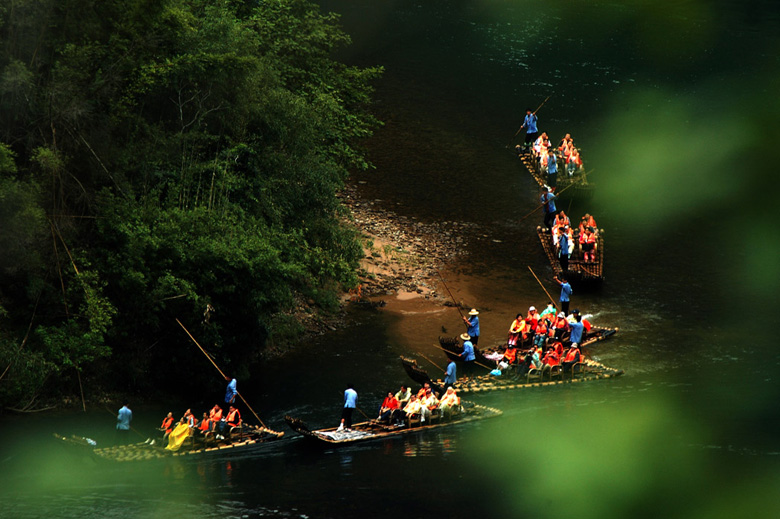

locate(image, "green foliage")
[[0, 0, 380, 404]]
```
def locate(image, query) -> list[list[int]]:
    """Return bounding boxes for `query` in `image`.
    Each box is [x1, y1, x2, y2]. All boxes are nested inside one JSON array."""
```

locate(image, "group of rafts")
[[519, 132, 606, 282], [57, 136, 622, 459]]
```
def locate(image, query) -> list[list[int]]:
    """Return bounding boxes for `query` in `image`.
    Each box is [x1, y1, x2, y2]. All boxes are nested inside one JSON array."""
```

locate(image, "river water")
[[2, 1, 779, 518]]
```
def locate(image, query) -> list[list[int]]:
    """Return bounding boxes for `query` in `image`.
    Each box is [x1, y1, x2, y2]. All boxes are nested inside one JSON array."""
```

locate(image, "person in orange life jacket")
[[579, 226, 597, 262], [542, 342, 561, 368], [498, 345, 518, 371], [541, 186, 558, 230], [197, 412, 211, 436], [552, 311, 570, 340], [526, 306, 540, 332], [507, 313, 526, 346], [553, 276, 572, 316], [555, 211, 570, 229], [533, 318, 550, 348], [210, 404, 227, 439], [160, 412, 174, 434], [226, 405, 242, 428], [182, 408, 196, 428], [562, 343, 581, 373]]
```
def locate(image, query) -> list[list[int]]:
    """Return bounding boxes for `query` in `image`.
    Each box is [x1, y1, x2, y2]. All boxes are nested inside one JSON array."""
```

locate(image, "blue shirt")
[[467, 316, 480, 337], [558, 233, 569, 257], [344, 388, 357, 409], [547, 154, 558, 174], [444, 361, 457, 384], [569, 321, 584, 344], [560, 282, 572, 302], [225, 378, 237, 403], [541, 193, 557, 213], [116, 406, 132, 430], [524, 113, 538, 133], [461, 341, 475, 362]]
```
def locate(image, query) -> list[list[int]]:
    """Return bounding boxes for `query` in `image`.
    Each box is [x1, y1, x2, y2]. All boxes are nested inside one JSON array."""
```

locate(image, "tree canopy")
[[0, 0, 381, 407]]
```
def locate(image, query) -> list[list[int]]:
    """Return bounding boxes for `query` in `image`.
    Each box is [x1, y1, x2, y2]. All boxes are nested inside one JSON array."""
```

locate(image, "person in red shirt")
[[160, 412, 174, 434], [377, 391, 400, 423]]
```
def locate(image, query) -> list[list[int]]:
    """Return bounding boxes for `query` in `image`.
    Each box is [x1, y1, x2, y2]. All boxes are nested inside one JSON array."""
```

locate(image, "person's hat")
[[529, 306, 536, 311], [468, 308, 479, 316], [460, 333, 471, 341], [572, 342, 579, 348], [572, 309, 580, 314], [557, 312, 565, 318]]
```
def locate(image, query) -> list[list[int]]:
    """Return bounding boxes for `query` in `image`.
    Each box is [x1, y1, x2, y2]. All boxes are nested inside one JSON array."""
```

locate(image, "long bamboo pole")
[[513, 95, 551, 138], [527, 266, 556, 307], [517, 170, 593, 224], [420, 353, 445, 373], [175, 318, 268, 429], [432, 344, 493, 371], [435, 268, 465, 320]]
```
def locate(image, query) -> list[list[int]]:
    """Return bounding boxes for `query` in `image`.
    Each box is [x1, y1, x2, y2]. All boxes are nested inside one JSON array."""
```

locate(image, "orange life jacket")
[[564, 348, 580, 363], [226, 409, 241, 426], [543, 351, 560, 366], [199, 418, 211, 432], [509, 318, 526, 334], [161, 416, 174, 432], [210, 408, 223, 422], [554, 316, 569, 330], [503, 348, 517, 364]]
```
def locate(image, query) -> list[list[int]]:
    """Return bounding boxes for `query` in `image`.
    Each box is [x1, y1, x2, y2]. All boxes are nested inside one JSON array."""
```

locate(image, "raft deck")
[[537, 225, 605, 283], [401, 356, 623, 394]]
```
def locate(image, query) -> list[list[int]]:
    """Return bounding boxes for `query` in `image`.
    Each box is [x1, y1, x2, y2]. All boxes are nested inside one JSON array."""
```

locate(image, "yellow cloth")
[[165, 422, 190, 451]]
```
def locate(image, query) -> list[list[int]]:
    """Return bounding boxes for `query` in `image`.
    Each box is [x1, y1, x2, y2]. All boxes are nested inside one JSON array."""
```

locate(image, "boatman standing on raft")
[[462, 308, 480, 345], [554, 276, 572, 316], [225, 375, 237, 404], [116, 400, 132, 445], [444, 357, 457, 389], [338, 383, 358, 432], [541, 186, 558, 230], [520, 107, 539, 153], [459, 333, 476, 376]]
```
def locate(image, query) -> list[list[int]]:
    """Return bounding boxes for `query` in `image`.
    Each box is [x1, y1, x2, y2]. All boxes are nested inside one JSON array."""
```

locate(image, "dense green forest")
[[0, 0, 381, 408]]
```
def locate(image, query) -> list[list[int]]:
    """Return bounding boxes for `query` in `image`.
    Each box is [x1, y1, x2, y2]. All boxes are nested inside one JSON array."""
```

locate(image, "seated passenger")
[[526, 306, 540, 333], [542, 343, 561, 370], [552, 312, 570, 340], [562, 343, 582, 373], [160, 412, 174, 435], [395, 385, 412, 409], [181, 409, 196, 428], [401, 394, 423, 424], [420, 387, 439, 421], [438, 387, 461, 417], [197, 412, 212, 436], [579, 225, 597, 262], [226, 405, 242, 430], [209, 404, 226, 439], [507, 313, 526, 347], [377, 391, 400, 423], [555, 211, 571, 229], [417, 381, 436, 399], [539, 302, 557, 322], [567, 148, 583, 175], [499, 345, 518, 371]]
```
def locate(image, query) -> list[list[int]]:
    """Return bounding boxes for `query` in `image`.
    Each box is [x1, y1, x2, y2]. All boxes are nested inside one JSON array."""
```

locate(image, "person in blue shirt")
[[554, 276, 572, 316], [520, 108, 538, 152], [116, 401, 132, 445], [557, 227, 570, 272], [541, 186, 558, 230], [444, 359, 457, 388], [462, 308, 480, 345], [459, 333, 476, 376], [225, 376, 237, 404], [546, 149, 558, 188], [339, 383, 358, 431], [568, 313, 585, 345]]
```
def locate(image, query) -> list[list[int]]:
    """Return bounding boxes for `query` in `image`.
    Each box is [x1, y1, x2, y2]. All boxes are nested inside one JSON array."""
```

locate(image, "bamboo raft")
[[54, 425, 285, 462], [518, 151, 594, 200], [439, 324, 618, 366], [401, 356, 623, 394], [537, 226, 605, 283], [284, 403, 502, 445]]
